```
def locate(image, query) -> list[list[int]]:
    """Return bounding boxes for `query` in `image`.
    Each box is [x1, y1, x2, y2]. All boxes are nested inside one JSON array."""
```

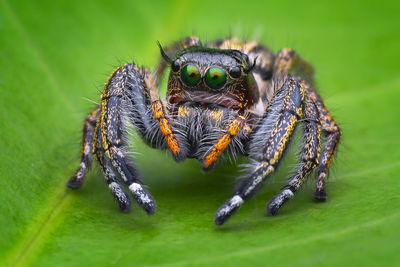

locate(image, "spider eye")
[[181, 64, 201, 86], [171, 61, 180, 72], [205, 67, 227, 89], [229, 67, 241, 78], [242, 54, 250, 65]]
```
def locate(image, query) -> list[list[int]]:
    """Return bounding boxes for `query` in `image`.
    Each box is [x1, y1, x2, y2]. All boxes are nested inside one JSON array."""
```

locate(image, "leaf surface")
[[1, 0, 399, 265]]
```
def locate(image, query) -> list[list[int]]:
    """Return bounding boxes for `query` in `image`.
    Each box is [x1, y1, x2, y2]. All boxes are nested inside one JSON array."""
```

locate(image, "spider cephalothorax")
[[67, 36, 341, 225], [164, 46, 259, 111]]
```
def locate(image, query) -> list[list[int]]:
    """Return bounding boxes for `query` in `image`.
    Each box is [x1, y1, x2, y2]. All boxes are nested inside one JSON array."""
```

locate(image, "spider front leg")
[[215, 77, 304, 225], [267, 96, 321, 215], [97, 63, 163, 214], [97, 63, 185, 213], [95, 148, 131, 212], [68, 63, 169, 214]]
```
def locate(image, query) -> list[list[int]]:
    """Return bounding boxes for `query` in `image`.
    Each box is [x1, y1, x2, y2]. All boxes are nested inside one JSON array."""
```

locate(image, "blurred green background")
[[1, 0, 399, 266]]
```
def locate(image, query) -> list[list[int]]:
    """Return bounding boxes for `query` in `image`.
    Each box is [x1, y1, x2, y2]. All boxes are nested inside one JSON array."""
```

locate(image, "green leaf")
[[1, 0, 399, 266]]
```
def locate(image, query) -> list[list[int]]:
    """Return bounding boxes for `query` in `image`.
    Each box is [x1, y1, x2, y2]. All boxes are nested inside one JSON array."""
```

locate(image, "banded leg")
[[273, 48, 314, 88], [107, 146, 156, 214], [215, 77, 304, 225], [96, 149, 131, 212], [307, 87, 341, 200], [98, 63, 157, 214], [67, 106, 100, 189], [272, 49, 340, 200], [267, 96, 321, 215]]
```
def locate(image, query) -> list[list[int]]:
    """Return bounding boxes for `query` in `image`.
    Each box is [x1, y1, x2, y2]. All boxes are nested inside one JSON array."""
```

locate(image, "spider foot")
[[214, 195, 243, 225], [108, 182, 131, 212], [313, 189, 327, 201], [67, 163, 88, 189], [129, 183, 156, 215], [66, 176, 84, 189], [266, 189, 294, 216], [314, 175, 327, 201]]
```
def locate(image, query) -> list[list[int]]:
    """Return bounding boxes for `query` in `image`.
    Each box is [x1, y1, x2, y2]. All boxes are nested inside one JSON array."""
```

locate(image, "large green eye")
[[205, 67, 227, 89], [181, 64, 201, 86]]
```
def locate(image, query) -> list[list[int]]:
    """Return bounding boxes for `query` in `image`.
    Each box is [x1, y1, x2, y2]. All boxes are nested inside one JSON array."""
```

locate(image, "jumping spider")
[[67, 37, 341, 225]]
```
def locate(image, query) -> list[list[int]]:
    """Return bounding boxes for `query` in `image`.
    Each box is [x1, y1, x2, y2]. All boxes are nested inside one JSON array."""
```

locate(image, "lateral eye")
[[181, 64, 201, 86], [229, 67, 241, 78], [242, 54, 250, 65], [171, 61, 180, 72], [205, 67, 227, 89]]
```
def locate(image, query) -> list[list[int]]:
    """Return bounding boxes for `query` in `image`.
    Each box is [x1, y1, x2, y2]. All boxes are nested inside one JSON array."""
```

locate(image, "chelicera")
[[67, 37, 341, 225]]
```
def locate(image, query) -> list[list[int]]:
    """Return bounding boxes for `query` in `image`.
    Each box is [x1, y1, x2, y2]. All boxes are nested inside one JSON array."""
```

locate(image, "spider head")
[[159, 45, 259, 110]]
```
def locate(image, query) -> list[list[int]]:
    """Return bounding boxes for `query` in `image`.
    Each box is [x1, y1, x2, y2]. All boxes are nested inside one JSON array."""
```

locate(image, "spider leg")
[[273, 48, 314, 88], [96, 63, 161, 214], [267, 96, 321, 215], [67, 106, 100, 189], [271, 49, 341, 201], [95, 148, 131, 212], [307, 86, 341, 200], [215, 77, 304, 225]]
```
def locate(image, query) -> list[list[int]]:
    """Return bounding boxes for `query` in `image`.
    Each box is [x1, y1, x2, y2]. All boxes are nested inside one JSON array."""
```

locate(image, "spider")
[[67, 36, 341, 225]]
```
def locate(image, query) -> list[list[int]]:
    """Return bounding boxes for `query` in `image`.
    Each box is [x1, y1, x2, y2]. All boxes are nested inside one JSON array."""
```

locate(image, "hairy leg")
[[67, 106, 100, 189], [96, 148, 131, 212], [215, 77, 304, 225], [272, 49, 341, 201], [273, 48, 314, 88], [267, 96, 321, 215], [96, 63, 159, 214], [307, 86, 341, 200]]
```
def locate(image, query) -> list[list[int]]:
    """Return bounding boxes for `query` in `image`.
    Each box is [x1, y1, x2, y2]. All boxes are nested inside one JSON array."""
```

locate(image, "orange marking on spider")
[[214, 135, 232, 151], [203, 116, 245, 168], [152, 100, 163, 119], [204, 149, 223, 168], [165, 135, 180, 155], [159, 118, 172, 136], [227, 116, 245, 135]]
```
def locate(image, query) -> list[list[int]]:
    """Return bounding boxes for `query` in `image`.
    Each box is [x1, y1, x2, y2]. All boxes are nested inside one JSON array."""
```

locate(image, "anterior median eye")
[[205, 67, 226, 89], [181, 64, 201, 86]]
